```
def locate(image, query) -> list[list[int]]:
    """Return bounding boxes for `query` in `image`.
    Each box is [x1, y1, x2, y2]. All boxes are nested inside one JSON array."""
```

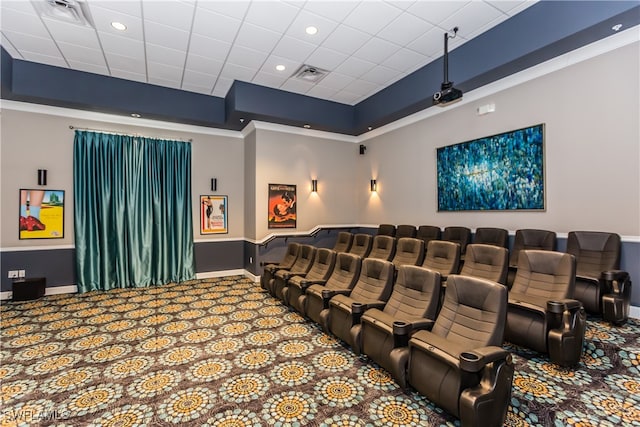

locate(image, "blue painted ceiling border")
[[1, 1, 638, 135]]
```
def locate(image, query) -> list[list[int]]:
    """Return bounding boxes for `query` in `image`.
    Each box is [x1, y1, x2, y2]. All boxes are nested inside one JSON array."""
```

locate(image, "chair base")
[[602, 293, 630, 325]]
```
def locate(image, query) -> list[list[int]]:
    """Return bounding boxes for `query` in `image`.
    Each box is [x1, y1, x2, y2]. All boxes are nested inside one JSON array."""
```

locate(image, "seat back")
[[377, 224, 396, 237], [332, 232, 354, 253], [433, 275, 507, 348], [368, 235, 396, 261], [510, 229, 556, 268], [396, 224, 417, 239], [422, 240, 460, 277], [289, 244, 317, 274], [511, 250, 576, 301], [417, 225, 441, 247], [391, 237, 425, 268], [383, 265, 441, 321], [324, 252, 362, 291], [275, 242, 300, 269], [566, 231, 621, 278], [460, 244, 508, 285], [350, 258, 394, 302], [305, 248, 337, 282], [474, 227, 508, 248], [443, 226, 471, 254], [348, 234, 373, 258]]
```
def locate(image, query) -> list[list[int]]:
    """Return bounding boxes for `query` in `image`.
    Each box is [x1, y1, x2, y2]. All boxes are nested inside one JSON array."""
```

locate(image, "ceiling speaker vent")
[[292, 65, 329, 83], [36, 0, 93, 27]]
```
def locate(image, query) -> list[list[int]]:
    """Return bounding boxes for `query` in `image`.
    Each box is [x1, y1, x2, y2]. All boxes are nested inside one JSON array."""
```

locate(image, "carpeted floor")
[[1, 276, 639, 426]]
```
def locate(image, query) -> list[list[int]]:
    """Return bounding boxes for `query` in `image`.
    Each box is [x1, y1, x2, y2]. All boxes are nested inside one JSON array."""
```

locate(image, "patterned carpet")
[[0, 276, 639, 426]]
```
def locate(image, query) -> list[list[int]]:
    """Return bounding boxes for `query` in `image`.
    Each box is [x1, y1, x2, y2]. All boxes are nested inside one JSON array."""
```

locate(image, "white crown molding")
[[245, 120, 359, 144]]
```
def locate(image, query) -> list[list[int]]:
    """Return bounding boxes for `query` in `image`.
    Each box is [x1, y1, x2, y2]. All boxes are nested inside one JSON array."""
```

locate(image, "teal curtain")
[[73, 131, 195, 292]]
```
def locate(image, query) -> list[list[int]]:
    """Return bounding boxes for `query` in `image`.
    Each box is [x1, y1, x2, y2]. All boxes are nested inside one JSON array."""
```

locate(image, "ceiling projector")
[[433, 26, 463, 107]]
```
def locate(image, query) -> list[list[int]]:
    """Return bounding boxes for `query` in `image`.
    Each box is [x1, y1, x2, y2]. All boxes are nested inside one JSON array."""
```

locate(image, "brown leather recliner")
[[368, 235, 396, 261], [396, 224, 417, 239], [282, 248, 336, 314], [391, 237, 425, 268], [377, 224, 396, 237], [417, 225, 441, 248], [332, 232, 354, 253], [459, 244, 508, 285], [443, 226, 472, 269], [505, 250, 586, 367], [321, 258, 394, 343], [473, 227, 509, 248], [421, 240, 460, 283], [348, 233, 373, 258], [260, 242, 300, 290], [268, 244, 316, 300], [406, 275, 513, 427], [507, 229, 556, 288], [303, 252, 362, 325], [352, 265, 441, 387], [566, 231, 631, 324]]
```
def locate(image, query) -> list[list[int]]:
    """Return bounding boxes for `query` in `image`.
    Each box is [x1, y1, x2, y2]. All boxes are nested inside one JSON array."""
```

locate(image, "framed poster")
[[268, 184, 296, 229], [437, 124, 545, 211], [200, 195, 228, 234], [19, 189, 65, 239]]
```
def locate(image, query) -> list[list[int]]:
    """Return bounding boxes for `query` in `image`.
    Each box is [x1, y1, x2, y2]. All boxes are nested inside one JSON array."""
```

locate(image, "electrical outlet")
[[18, 270, 26, 278], [8, 270, 18, 278], [250, 257, 253, 264]]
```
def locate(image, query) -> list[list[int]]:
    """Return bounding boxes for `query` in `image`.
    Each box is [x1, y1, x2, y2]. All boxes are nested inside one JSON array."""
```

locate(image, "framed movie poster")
[[200, 195, 228, 234], [268, 184, 296, 229], [19, 189, 65, 239]]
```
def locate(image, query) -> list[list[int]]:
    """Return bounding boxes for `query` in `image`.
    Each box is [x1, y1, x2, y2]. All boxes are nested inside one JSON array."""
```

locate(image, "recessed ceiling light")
[[111, 21, 127, 31], [303, 124, 311, 129], [131, 113, 141, 118], [275, 64, 286, 71], [305, 26, 318, 35], [612, 24, 623, 32]]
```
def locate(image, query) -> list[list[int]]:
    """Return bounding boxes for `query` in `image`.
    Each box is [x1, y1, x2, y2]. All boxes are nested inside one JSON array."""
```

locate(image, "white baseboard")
[[195, 269, 247, 280], [630, 305, 640, 320]]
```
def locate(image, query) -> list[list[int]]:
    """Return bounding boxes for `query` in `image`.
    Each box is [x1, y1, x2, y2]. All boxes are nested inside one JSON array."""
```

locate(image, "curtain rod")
[[69, 125, 193, 142]]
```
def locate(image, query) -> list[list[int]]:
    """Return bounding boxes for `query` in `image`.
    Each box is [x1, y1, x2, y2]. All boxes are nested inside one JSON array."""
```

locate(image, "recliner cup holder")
[[547, 300, 565, 314], [351, 302, 365, 314], [393, 321, 410, 336], [460, 352, 480, 363]]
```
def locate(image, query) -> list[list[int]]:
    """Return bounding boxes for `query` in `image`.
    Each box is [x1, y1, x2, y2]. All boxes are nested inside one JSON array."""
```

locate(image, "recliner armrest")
[[459, 346, 511, 373], [299, 279, 327, 291], [321, 289, 350, 308], [601, 270, 631, 295], [546, 299, 582, 315]]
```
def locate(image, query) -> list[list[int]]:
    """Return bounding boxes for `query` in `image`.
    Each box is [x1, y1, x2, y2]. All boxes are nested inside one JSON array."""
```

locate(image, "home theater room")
[[1, 0, 639, 426]]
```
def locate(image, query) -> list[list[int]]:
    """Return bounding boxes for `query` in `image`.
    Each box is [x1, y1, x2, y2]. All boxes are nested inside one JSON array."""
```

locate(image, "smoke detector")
[[35, 0, 93, 27], [292, 64, 329, 83]]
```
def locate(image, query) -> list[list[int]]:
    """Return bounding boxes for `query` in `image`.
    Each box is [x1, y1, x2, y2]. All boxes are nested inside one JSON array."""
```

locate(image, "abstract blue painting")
[[437, 124, 545, 211]]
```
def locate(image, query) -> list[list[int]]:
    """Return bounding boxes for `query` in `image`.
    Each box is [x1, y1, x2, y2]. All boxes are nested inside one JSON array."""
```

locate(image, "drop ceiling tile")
[[407, 1, 470, 26], [382, 47, 429, 72], [272, 36, 317, 62], [147, 61, 183, 82], [306, 84, 338, 100], [86, 1, 142, 18], [1, 34, 21, 58], [66, 59, 109, 75], [353, 37, 400, 64], [280, 78, 314, 95], [142, 1, 195, 30], [0, 1, 38, 14], [105, 51, 146, 74], [333, 56, 376, 79], [503, 1, 538, 16], [98, 31, 144, 58], [440, 1, 503, 38], [244, 1, 299, 33], [345, 78, 381, 96], [110, 68, 147, 83], [259, 55, 300, 75], [181, 82, 212, 95], [57, 41, 106, 66], [212, 76, 233, 97], [2, 30, 61, 58], [343, 1, 403, 35], [185, 53, 224, 76], [385, 0, 416, 11], [302, 1, 359, 23], [252, 71, 289, 88], [42, 19, 102, 50], [305, 47, 348, 71], [234, 22, 282, 53], [148, 75, 182, 90], [360, 64, 402, 85], [191, 8, 241, 42], [408, 26, 448, 57], [285, 10, 339, 45], [86, 5, 144, 40], [317, 72, 356, 91], [486, 0, 535, 15], [321, 25, 369, 56], [146, 43, 187, 69], [144, 20, 190, 52], [226, 45, 269, 70], [1, 7, 50, 39], [466, 15, 509, 40], [188, 33, 231, 61], [377, 12, 433, 46], [19, 50, 68, 68], [182, 68, 217, 89], [220, 62, 256, 82], [331, 89, 361, 105], [197, 1, 250, 20]]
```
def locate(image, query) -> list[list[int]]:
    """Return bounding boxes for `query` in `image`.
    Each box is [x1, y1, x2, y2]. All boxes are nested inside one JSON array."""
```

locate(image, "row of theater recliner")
[[258, 227, 632, 427]]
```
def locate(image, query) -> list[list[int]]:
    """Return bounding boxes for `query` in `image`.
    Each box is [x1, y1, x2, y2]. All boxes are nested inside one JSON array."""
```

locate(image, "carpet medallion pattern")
[[1, 276, 639, 426]]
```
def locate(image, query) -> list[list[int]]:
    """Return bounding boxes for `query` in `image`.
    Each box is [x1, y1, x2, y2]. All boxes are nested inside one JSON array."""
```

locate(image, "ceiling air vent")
[[292, 65, 329, 84], [35, 0, 93, 27]]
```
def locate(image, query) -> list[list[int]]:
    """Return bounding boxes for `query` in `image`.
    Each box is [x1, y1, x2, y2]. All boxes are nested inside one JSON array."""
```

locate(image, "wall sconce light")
[[311, 179, 318, 192], [359, 144, 367, 155], [211, 178, 217, 192], [370, 179, 377, 192], [38, 169, 47, 186]]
